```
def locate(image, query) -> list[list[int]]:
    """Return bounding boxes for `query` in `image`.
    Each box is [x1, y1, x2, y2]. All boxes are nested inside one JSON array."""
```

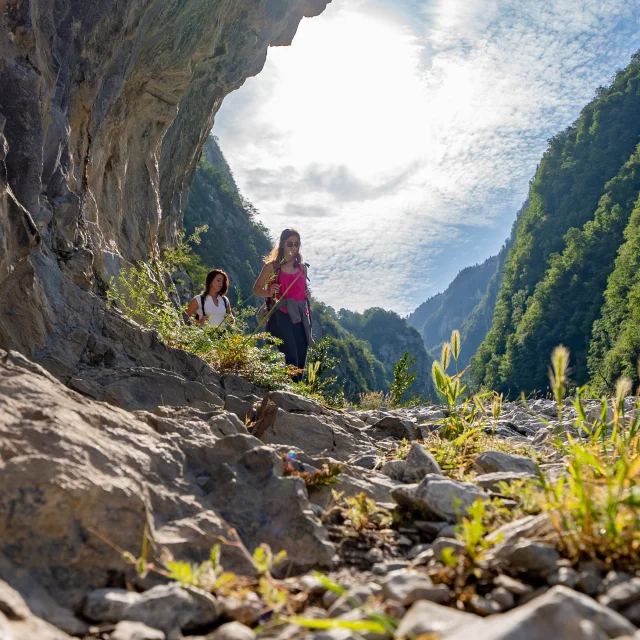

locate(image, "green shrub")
[[357, 390, 391, 410], [107, 231, 293, 388], [389, 350, 417, 407]]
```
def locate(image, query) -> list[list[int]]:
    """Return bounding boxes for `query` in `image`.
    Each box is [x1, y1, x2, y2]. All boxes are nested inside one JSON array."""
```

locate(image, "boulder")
[[205, 446, 336, 574], [0, 554, 88, 635], [392, 475, 489, 523], [473, 451, 539, 475], [83, 585, 218, 636], [369, 416, 421, 441], [0, 352, 333, 610], [599, 578, 640, 611], [350, 453, 381, 469], [487, 514, 554, 544], [153, 513, 258, 577], [442, 586, 636, 639], [111, 621, 166, 640], [260, 407, 376, 460], [265, 390, 327, 415], [474, 472, 536, 492], [402, 442, 442, 482], [79, 367, 225, 412], [483, 541, 560, 577], [224, 395, 257, 423], [381, 570, 449, 605], [547, 567, 579, 589], [218, 592, 264, 626], [394, 600, 479, 638], [206, 621, 256, 639], [412, 538, 465, 565], [305, 462, 400, 509], [0, 579, 73, 639], [380, 460, 407, 481], [221, 375, 265, 400]]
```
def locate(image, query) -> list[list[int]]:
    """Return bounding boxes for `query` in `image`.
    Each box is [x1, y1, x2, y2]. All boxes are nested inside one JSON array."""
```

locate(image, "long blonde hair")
[[265, 228, 304, 269]]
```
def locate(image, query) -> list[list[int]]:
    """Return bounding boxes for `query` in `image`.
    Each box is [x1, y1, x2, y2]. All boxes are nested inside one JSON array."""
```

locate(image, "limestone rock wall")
[[0, 0, 329, 367]]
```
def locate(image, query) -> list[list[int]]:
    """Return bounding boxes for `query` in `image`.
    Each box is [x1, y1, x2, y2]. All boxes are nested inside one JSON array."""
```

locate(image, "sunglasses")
[[285, 241, 300, 248]]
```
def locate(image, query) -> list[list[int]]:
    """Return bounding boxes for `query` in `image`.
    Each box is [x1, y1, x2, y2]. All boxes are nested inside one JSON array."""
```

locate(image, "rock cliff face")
[[0, 0, 329, 374]]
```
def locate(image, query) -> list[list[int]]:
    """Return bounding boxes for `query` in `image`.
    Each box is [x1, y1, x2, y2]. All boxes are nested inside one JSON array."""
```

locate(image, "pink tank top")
[[277, 268, 306, 314]]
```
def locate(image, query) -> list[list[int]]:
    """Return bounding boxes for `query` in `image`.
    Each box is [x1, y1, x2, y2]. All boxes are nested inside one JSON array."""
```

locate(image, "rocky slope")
[[2, 4, 640, 639], [2, 347, 640, 640]]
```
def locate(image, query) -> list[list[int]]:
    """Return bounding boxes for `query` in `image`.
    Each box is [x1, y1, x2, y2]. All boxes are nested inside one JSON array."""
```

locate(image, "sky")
[[214, 0, 640, 315]]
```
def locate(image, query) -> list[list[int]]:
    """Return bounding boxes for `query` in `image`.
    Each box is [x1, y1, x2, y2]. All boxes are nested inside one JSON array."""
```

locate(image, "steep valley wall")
[[0, 0, 329, 381]]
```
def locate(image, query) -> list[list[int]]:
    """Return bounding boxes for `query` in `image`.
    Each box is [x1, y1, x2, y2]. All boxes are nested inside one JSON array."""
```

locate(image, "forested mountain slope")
[[338, 308, 435, 400], [311, 303, 388, 400], [183, 136, 273, 303], [471, 52, 640, 395]]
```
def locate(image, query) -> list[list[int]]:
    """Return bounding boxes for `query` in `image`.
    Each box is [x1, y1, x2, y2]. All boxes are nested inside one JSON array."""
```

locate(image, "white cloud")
[[214, 0, 640, 314]]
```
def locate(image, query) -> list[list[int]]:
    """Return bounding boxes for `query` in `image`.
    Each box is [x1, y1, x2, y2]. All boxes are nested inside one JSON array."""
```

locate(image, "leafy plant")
[[538, 350, 640, 565], [357, 390, 392, 410], [252, 543, 288, 575], [291, 336, 347, 408], [282, 460, 343, 488], [286, 572, 397, 637], [164, 544, 237, 592], [431, 330, 486, 438], [343, 492, 392, 531], [455, 498, 503, 566], [389, 350, 417, 407], [107, 231, 294, 389]]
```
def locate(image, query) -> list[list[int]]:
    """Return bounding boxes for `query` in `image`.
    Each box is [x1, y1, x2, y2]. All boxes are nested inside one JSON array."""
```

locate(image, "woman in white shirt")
[[186, 269, 233, 327]]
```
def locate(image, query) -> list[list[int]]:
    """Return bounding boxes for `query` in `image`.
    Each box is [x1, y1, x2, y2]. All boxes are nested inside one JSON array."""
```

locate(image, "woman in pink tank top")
[[252, 228, 311, 381]]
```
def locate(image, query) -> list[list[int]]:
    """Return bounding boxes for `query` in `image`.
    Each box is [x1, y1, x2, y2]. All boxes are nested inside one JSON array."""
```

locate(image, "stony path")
[[1, 351, 639, 639]]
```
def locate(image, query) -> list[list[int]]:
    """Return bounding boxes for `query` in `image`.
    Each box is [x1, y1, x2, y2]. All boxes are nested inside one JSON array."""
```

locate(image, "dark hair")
[[202, 269, 229, 297], [265, 228, 304, 269]]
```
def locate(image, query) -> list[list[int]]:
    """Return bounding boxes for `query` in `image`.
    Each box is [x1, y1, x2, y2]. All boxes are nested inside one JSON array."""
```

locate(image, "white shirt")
[[195, 294, 227, 327]]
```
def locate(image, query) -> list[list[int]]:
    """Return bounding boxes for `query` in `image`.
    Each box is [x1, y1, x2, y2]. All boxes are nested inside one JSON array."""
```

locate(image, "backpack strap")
[[222, 296, 230, 313], [266, 261, 281, 311], [200, 294, 207, 318]]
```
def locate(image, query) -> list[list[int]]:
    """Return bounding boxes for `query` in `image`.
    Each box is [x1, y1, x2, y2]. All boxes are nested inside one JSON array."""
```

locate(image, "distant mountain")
[[311, 302, 388, 401], [337, 307, 435, 400], [408, 255, 499, 368], [457, 239, 512, 368]]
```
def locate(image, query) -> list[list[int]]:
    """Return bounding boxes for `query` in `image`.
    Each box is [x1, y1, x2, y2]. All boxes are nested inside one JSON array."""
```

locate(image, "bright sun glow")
[[215, 0, 640, 313], [239, 7, 430, 180]]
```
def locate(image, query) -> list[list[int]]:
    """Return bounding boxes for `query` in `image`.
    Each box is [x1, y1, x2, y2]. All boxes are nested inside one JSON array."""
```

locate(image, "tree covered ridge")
[[471, 51, 640, 395]]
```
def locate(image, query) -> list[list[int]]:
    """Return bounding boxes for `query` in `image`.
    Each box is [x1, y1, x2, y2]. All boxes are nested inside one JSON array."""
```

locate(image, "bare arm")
[[186, 297, 207, 326], [302, 264, 311, 299], [252, 262, 280, 298]]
